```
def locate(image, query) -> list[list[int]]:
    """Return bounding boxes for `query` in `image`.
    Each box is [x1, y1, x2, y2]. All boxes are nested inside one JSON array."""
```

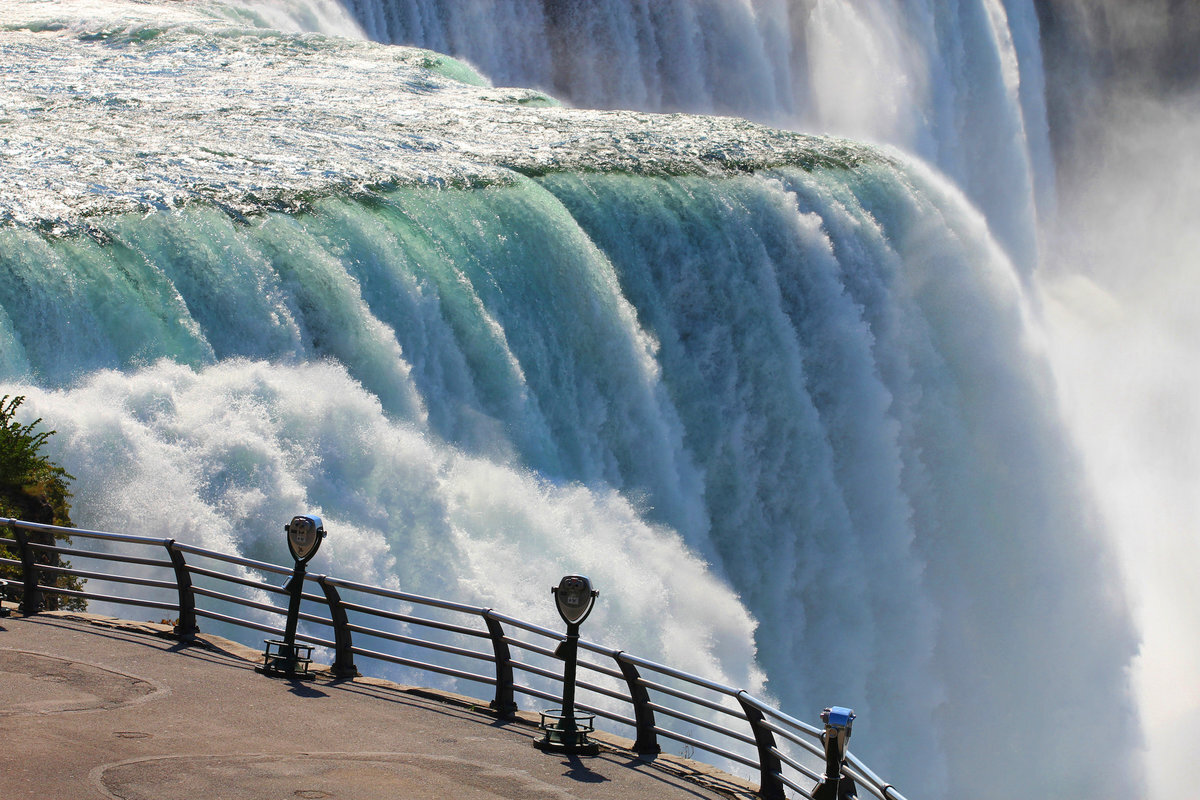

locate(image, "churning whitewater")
[[0, 2, 1141, 799]]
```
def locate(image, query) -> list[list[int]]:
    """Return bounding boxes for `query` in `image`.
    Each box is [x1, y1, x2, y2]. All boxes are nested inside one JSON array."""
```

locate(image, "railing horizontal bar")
[[296, 610, 335, 628], [572, 679, 632, 706], [843, 754, 898, 797], [192, 586, 288, 616], [0, 555, 19, 568], [758, 717, 824, 760], [482, 609, 563, 641], [511, 684, 561, 706], [186, 564, 285, 595], [637, 676, 745, 719], [194, 607, 281, 636], [576, 639, 623, 660], [501, 636, 559, 660], [338, 600, 489, 640], [349, 645, 495, 686], [0, 518, 168, 547], [847, 783, 891, 800], [646, 702, 757, 747], [34, 564, 177, 591], [573, 700, 637, 730], [345, 623, 495, 663], [293, 631, 336, 650], [651, 726, 760, 770], [510, 659, 565, 684], [194, 591, 335, 634], [35, 585, 177, 612], [171, 542, 292, 577], [504, 642, 653, 689], [746, 694, 824, 738], [32, 545, 173, 569], [575, 657, 625, 683], [18, 561, 68, 576], [841, 762, 900, 800], [321, 575, 486, 617], [192, 611, 336, 654], [195, 592, 331, 631], [616, 652, 741, 697], [193, 615, 334, 652], [770, 745, 822, 783], [777, 770, 812, 798], [24, 541, 65, 553]]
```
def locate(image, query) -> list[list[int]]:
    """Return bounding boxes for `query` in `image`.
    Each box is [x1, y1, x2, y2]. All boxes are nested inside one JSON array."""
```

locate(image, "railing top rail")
[[482, 608, 564, 641], [845, 754, 906, 800], [740, 692, 824, 737], [617, 650, 743, 698], [169, 541, 293, 576], [318, 575, 491, 617], [0, 517, 171, 547]]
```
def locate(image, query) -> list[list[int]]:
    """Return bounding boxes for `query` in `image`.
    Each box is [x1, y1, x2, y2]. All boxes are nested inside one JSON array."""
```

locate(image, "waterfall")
[[337, 0, 1055, 274], [0, 1, 1176, 797]]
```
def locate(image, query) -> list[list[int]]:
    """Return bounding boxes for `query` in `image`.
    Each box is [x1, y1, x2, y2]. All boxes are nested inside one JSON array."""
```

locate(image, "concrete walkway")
[[0, 610, 756, 800]]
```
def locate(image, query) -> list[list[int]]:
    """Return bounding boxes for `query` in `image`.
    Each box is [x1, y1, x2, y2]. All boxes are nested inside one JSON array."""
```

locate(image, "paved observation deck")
[[1, 610, 755, 800]]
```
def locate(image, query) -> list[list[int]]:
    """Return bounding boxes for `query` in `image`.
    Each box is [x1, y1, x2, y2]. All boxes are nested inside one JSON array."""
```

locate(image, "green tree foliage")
[[0, 395, 85, 611]]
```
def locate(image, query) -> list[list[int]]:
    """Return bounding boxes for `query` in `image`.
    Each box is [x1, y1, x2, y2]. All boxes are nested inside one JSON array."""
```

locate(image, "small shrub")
[[0, 395, 85, 611]]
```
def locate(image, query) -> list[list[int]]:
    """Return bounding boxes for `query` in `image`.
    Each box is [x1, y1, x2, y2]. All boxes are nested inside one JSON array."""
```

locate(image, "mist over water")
[[2, 1, 1187, 798], [1040, 74, 1200, 800]]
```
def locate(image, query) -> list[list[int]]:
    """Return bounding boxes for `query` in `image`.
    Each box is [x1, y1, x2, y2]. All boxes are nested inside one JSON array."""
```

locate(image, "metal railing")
[[0, 517, 909, 800]]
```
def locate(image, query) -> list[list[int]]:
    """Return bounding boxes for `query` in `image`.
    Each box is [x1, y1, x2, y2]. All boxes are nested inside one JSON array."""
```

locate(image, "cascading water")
[[2, 1, 1179, 798], [337, 0, 1055, 275], [338, 1, 1200, 796]]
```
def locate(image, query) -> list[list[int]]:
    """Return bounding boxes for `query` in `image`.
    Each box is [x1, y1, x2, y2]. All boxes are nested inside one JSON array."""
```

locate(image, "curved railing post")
[[316, 575, 358, 678], [738, 692, 785, 800], [614, 652, 660, 755], [164, 540, 199, 640], [12, 525, 42, 614], [483, 610, 517, 717]]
